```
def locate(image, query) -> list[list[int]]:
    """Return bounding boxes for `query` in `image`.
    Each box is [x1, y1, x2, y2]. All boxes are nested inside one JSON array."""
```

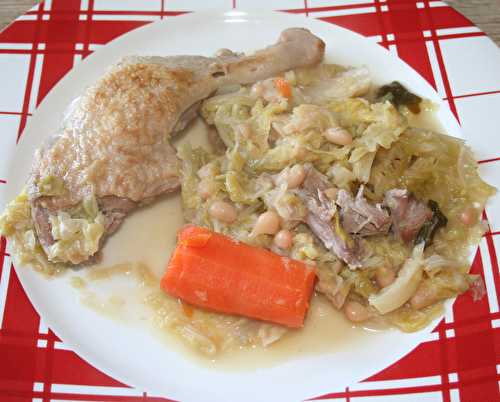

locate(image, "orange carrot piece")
[[274, 77, 292, 98], [179, 300, 194, 318], [180, 232, 212, 247], [161, 225, 317, 328]]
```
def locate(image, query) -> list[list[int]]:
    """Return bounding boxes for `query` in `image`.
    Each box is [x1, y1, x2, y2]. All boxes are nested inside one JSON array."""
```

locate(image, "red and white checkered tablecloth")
[[1, 1, 499, 401]]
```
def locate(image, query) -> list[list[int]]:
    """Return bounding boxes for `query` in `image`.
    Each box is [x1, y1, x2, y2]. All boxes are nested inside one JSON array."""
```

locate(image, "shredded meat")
[[384, 189, 432, 243], [302, 164, 331, 192], [336, 186, 391, 237], [305, 214, 363, 267], [31, 198, 55, 250], [298, 166, 363, 267], [299, 165, 336, 220]]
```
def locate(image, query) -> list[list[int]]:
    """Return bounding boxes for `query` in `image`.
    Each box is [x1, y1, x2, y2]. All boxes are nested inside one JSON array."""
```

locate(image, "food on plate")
[[161, 225, 317, 328], [0, 27, 495, 356], [178, 59, 495, 337], [0, 28, 325, 270]]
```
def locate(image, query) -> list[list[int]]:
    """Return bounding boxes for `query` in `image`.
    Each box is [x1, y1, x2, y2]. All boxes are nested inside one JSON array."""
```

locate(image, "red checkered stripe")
[[0, 1, 499, 401]]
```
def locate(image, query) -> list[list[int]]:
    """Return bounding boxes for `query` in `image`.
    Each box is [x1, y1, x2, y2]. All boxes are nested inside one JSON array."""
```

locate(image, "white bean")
[[460, 207, 476, 226], [252, 211, 281, 236], [209, 201, 237, 224], [287, 164, 306, 189], [324, 127, 353, 146], [198, 180, 217, 199], [274, 229, 293, 249], [344, 300, 371, 323], [375, 266, 396, 288], [410, 284, 435, 310]]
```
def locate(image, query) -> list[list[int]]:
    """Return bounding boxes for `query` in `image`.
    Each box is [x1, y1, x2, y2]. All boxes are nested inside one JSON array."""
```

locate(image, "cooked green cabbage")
[[38, 175, 67, 196], [0, 190, 106, 271], [47, 199, 105, 265], [0, 190, 64, 276]]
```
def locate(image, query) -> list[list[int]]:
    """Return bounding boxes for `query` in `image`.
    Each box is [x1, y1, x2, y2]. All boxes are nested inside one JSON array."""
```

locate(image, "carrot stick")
[[161, 225, 317, 328], [274, 77, 292, 98]]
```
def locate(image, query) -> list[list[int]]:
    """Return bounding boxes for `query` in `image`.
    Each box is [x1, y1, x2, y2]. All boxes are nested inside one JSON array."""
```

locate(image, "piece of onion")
[[368, 243, 425, 314]]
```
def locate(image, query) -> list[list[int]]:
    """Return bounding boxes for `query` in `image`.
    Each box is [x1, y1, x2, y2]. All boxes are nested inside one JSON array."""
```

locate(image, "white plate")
[[1, 9, 463, 402]]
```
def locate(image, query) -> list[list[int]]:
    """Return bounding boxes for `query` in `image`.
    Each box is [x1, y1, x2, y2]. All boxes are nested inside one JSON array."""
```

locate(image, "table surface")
[[0, 0, 499, 46]]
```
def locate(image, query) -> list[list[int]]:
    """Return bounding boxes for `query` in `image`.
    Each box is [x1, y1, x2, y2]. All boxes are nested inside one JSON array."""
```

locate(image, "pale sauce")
[[208, 295, 368, 370], [403, 102, 444, 132]]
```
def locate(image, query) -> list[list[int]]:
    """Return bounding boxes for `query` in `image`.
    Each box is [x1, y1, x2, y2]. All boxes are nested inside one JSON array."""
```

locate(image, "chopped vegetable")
[[274, 77, 292, 98], [376, 81, 422, 113], [340, 268, 377, 299], [410, 268, 469, 310], [37, 175, 67, 196], [0, 189, 64, 276], [388, 303, 443, 332], [414, 200, 448, 247], [369, 243, 425, 314], [44, 194, 106, 265], [161, 225, 317, 328]]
